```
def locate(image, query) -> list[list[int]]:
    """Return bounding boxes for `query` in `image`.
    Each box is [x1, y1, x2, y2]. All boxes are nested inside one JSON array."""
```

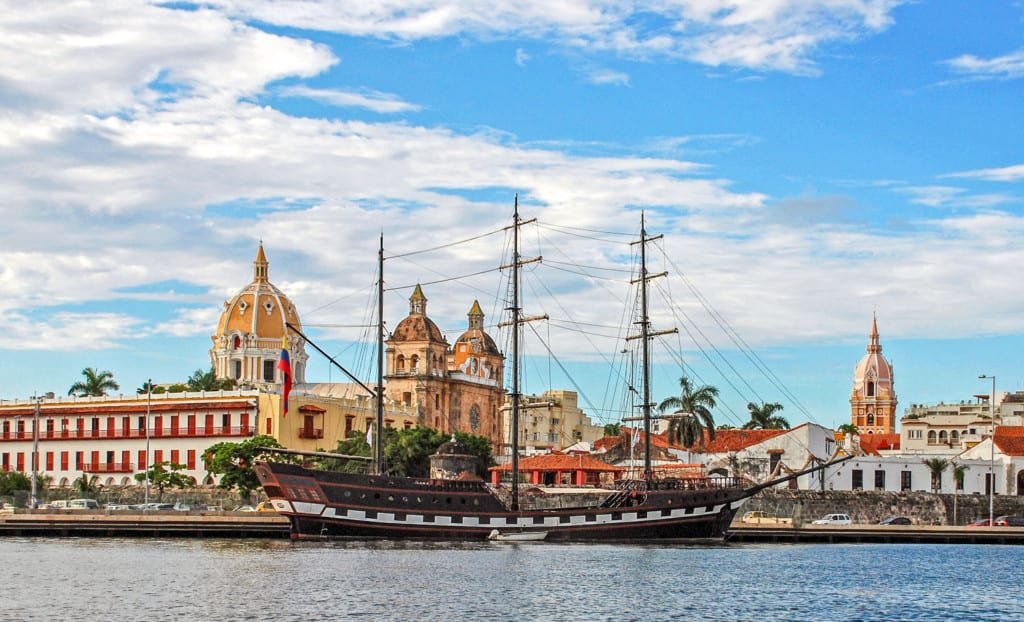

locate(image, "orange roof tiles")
[[490, 453, 624, 472], [995, 426, 1024, 456], [683, 429, 788, 453], [858, 433, 901, 456]]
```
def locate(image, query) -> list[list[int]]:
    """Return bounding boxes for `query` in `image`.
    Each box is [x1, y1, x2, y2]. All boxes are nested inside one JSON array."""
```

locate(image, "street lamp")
[[979, 374, 996, 526], [31, 394, 40, 509], [144, 378, 152, 508]]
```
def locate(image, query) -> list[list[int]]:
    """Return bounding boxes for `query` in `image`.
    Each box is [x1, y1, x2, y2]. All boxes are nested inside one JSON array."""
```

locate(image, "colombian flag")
[[277, 337, 292, 417]]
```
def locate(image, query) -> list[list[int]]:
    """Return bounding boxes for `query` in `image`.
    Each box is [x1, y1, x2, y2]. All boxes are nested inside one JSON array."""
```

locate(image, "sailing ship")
[[255, 199, 841, 540]]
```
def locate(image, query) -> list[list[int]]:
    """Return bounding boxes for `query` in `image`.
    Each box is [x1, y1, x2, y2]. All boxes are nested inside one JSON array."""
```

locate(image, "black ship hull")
[[255, 461, 751, 541]]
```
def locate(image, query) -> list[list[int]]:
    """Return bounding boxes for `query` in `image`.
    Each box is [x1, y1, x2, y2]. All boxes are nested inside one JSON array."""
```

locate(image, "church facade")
[[850, 315, 897, 435], [385, 286, 505, 448]]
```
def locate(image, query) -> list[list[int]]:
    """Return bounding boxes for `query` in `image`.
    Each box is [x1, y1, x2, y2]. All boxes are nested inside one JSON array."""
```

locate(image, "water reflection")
[[2, 539, 1022, 621]]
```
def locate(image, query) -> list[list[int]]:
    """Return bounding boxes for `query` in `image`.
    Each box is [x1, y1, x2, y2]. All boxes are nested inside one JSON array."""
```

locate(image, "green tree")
[[923, 457, 949, 493], [0, 471, 32, 496], [166, 383, 189, 393], [657, 374, 718, 449], [381, 428, 494, 478], [320, 431, 373, 473], [837, 423, 859, 435], [73, 474, 100, 495], [602, 423, 622, 437], [952, 462, 969, 490], [743, 402, 789, 430], [205, 435, 284, 501], [134, 462, 195, 500], [717, 424, 736, 431], [68, 367, 120, 397], [187, 367, 236, 392]]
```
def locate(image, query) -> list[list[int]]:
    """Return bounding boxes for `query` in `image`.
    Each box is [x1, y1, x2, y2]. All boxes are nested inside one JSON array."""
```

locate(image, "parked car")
[[994, 515, 1024, 527], [232, 504, 256, 512], [68, 499, 100, 510], [967, 518, 994, 527], [104, 503, 133, 511], [173, 502, 193, 512], [878, 516, 912, 526], [812, 513, 852, 525], [740, 511, 791, 525]]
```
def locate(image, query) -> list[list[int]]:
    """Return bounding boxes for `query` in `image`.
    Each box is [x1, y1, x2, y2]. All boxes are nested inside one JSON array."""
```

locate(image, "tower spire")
[[409, 284, 427, 315], [868, 313, 881, 353], [254, 241, 269, 283]]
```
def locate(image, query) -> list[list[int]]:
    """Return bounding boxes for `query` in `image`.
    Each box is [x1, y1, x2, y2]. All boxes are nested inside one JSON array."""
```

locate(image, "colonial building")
[[500, 390, 605, 455], [850, 315, 897, 434], [0, 391, 260, 488], [385, 287, 505, 447], [210, 243, 308, 387]]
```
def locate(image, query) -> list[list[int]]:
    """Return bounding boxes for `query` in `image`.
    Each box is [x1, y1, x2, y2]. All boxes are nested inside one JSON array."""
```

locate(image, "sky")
[[1, 1, 1022, 430]]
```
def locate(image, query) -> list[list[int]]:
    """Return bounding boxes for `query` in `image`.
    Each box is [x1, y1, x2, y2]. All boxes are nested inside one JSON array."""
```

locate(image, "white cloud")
[[152, 307, 224, 338], [0, 312, 144, 350], [515, 47, 530, 67], [278, 85, 421, 113], [207, 0, 904, 74], [943, 49, 1024, 81], [943, 163, 1024, 183], [585, 67, 630, 86], [893, 185, 964, 207]]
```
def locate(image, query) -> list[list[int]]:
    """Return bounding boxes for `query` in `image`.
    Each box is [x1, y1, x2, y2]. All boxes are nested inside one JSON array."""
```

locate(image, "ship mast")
[[501, 195, 544, 511], [628, 213, 675, 484], [375, 234, 385, 475]]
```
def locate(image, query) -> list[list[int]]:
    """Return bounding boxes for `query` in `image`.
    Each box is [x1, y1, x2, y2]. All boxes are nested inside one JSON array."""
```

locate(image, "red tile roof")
[[593, 429, 668, 452], [858, 433, 901, 456], [490, 453, 624, 472], [995, 426, 1024, 456], [679, 429, 788, 453]]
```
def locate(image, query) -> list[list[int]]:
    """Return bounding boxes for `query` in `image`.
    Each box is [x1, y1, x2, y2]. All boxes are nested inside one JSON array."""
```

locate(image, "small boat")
[[487, 529, 548, 542]]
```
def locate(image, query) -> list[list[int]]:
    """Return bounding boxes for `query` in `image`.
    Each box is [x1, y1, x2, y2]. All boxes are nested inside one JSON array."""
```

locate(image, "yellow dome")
[[215, 243, 302, 340]]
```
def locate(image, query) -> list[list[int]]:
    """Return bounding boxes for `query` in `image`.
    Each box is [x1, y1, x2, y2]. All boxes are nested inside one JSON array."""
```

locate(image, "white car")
[[812, 513, 852, 525]]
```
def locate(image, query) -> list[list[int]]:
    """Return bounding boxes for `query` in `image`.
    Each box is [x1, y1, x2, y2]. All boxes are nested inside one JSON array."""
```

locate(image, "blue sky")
[[1, 1, 1022, 430]]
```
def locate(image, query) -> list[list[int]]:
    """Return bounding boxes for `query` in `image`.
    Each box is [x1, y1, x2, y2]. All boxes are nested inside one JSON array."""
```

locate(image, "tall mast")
[[628, 212, 675, 485], [639, 215, 652, 482], [499, 195, 544, 511], [511, 197, 521, 511], [375, 233, 385, 475]]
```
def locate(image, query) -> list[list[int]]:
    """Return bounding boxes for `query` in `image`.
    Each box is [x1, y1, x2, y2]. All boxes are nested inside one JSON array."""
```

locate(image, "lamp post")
[[979, 374, 996, 526], [144, 379, 151, 508], [31, 394, 40, 509]]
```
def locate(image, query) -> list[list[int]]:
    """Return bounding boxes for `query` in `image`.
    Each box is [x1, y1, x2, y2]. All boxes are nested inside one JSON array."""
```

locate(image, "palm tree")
[[68, 367, 119, 397], [743, 402, 789, 430], [837, 423, 859, 436], [602, 423, 622, 437], [187, 367, 234, 391], [658, 375, 718, 449], [923, 457, 949, 493], [951, 462, 969, 525]]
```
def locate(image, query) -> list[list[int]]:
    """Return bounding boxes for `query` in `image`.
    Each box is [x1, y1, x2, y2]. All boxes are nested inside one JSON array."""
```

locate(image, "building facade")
[[385, 287, 505, 447], [0, 391, 260, 489], [850, 315, 897, 435], [500, 390, 604, 455]]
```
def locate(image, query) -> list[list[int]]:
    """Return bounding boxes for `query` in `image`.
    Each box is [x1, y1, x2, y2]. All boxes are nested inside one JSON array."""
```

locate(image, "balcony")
[[2, 426, 255, 442], [82, 462, 134, 473], [298, 428, 324, 439]]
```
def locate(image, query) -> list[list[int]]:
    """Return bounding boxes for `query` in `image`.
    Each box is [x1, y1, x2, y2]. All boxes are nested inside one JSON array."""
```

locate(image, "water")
[[1, 538, 1021, 621]]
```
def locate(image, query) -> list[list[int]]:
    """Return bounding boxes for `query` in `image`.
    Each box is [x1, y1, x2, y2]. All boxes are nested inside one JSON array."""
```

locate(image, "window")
[[867, 413, 875, 426], [187, 450, 196, 470], [985, 473, 993, 495], [927, 430, 937, 444], [45, 451, 54, 471], [91, 417, 99, 436], [867, 381, 875, 397], [234, 360, 242, 379], [402, 392, 412, 406], [1, 453, 7, 471], [170, 450, 180, 466], [263, 360, 275, 382], [396, 355, 405, 372], [60, 451, 69, 471], [411, 355, 419, 371], [874, 470, 885, 490], [222, 413, 231, 429], [138, 450, 147, 470], [154, 450, 163, 465], [75, 451, 83, 469], [852, 469, 863, 490], [901, 470, 912, 491]]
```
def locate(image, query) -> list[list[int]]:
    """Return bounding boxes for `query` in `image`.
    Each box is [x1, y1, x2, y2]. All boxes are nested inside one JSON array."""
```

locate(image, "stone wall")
[[744, 489, 1024, 526]]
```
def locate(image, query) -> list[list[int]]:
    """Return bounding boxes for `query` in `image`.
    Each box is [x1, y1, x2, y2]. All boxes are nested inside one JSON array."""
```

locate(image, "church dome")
[[453, 300, 500, 355], [210, 243, 307, 385], [215, 243, 302, 339], [391, 284, 446, 343], [853, 316, 893, 389]]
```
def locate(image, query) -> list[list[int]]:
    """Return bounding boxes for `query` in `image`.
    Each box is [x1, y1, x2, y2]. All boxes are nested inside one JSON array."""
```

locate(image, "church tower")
[[850, 315, 897, 434], [210, 243, 307, 387]]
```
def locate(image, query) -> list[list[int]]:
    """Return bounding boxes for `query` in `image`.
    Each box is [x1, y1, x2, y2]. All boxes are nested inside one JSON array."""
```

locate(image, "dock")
[[727, 523, 1024, 545], [0, 511, 291, 538]]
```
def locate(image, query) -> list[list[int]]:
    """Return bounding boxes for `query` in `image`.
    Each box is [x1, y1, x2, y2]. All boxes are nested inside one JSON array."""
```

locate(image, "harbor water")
[[2, 538, 1021, 621]]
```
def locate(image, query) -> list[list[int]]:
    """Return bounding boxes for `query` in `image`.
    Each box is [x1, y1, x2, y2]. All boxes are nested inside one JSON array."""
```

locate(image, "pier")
[[727, 523, 1024, 545], [0, 511, 290, 538]]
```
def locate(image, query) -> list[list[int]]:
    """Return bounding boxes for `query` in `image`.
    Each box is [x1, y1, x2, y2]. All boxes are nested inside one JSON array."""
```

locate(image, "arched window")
[[951, 430, 960, 444], [233, 335, 241, 349], [867, 413, 875, 426], [396, 355, 405, 372], [939, 431, 948, 443], [867, 381, 875, 397], [411, 355, 419, 372], [928, 430, 937, 444]]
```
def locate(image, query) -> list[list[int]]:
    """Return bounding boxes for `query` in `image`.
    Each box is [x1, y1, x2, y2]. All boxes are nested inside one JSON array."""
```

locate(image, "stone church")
[[850, 315, 897, 434]]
